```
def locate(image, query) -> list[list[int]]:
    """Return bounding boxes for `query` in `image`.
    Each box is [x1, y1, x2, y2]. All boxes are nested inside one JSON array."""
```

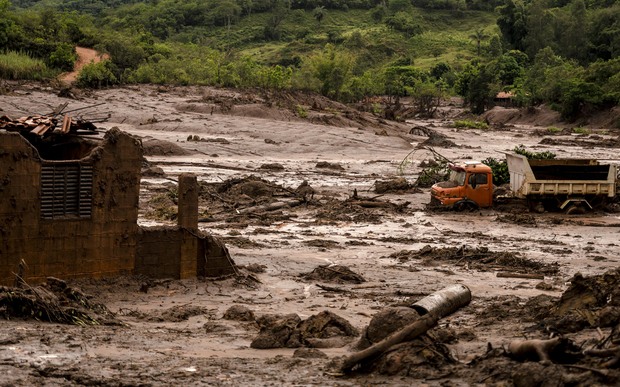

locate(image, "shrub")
[[482, 157, 509, 185], [47, 43, 77, 72], [513, 145, 556, 159], [572, 127, 589, 134], [295, 104, 308, 118], [76, 60, 118, 88], [453, 120, 489, 129]]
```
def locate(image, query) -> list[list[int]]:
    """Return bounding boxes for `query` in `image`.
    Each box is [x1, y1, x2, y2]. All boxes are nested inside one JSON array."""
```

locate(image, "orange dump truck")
[[430, 154, 618, 213]]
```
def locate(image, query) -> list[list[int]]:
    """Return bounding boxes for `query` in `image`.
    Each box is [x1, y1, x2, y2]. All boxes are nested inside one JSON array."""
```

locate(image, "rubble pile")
[[0, 277, 119, 326], [251, 310, 358, 349], [301, 264, 366, 284], [0, 114, 97, 137], [540, 268, 620, 334]]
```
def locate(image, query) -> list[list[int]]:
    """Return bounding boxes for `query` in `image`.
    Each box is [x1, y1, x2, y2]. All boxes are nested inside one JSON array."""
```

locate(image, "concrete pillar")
[[177, 173, 198, 279], [177, 173, 198, 231]]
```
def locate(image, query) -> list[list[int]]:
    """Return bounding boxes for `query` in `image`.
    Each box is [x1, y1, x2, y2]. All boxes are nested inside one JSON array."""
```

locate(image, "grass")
[[295, 104, 308, 118], [0, 51, 53, 80], [547, 126, 562, 133], [453, 119, 489, 129], [572, 127, 589, 134]]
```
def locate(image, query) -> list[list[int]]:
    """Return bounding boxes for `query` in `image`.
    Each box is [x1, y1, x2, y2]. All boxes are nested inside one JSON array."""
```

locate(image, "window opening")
[[41, 163, 93, 219]]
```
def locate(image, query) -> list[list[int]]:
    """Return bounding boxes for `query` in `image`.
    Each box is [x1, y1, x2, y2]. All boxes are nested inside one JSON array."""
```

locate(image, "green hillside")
[[1, 0, 619, 122]]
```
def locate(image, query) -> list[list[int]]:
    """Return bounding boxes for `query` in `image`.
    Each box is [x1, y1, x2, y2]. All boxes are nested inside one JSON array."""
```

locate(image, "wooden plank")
[[61, 115, 72, 133]]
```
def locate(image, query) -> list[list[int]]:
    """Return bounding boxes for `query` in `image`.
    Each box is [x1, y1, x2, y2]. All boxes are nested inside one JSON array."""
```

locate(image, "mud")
[[1, 83, 620, 385], [390, 245, 559, 275]]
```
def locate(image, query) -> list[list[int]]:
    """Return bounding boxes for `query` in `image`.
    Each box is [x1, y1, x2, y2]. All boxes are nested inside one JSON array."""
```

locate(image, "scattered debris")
[[223, 305, 255, 322], [542, 268, 620, 333], [145, 305, 212, 323], [507, 337, 581, 363], [316, 161, 344, 171], [496, 213, 538, 226], [293, 348, 328, 359], [341, 285, 470, 374], [259, 163, 285, 171], [374, 177, 412, 194], [0, 114, 97, 137], [302, 265, 366, 284], [0, 277, 119, 326], [251, 310, 358, 349], [391, 245, 559, 275]]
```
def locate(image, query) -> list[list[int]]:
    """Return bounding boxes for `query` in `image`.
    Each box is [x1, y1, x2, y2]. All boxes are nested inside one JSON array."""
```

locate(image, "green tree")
[[456, 61, 498, 114], [385, 12, 421, 38], [515, 47, 564, 106], [388, 0, 412, 12], [346, 70, 384, 102], [587, 5, 620, 60], [497, 0, 527, 51], [558, 0, 588, 63], [305, 44, 353, 99], [430, 62, 451, 80], [523, 0, 556, 60], [47, 42, 77, 71], [212, 0, 242, 30], [411, 81, 446, 118], [370, 4, 386, 22], [313, 6, 324, 25], [469, 28, 488, 56], [488, 34, 503, 57], [264, 0, 290, 40], [383, 65, 428, 99]]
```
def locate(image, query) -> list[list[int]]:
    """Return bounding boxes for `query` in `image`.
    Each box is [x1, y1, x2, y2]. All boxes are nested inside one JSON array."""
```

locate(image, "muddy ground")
[[1, 83, 620, 386]]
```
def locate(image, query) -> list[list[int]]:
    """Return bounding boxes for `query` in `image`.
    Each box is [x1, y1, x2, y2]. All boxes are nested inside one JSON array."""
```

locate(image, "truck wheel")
[[566, 204, 586, 215], [454, 200, 479, 212], [528, 200, 545, 213]]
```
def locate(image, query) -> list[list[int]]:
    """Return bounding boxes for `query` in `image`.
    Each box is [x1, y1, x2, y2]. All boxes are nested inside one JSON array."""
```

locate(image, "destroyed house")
[[1, 123, 235, 286]]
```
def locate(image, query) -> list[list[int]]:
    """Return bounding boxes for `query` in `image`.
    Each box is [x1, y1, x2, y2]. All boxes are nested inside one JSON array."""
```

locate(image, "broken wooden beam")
[[237, 199, 303, 214], [60, 114, 71, 134]]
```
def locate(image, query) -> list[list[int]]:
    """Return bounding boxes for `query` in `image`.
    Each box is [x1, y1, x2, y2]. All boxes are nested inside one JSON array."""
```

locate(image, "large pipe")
[[411, 284, 471, 318], [340, 284, 471, 372]]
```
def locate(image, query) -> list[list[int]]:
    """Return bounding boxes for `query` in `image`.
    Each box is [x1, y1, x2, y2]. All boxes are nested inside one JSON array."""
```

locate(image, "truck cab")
[[430, 161, 493, 209]]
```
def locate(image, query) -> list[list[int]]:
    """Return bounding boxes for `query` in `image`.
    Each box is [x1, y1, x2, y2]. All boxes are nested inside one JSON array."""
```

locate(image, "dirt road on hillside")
[[59, 46, 109, 84]]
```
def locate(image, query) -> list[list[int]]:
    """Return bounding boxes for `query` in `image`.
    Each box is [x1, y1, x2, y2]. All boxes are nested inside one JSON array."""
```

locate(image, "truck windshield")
[[449, 171, 466, 186]]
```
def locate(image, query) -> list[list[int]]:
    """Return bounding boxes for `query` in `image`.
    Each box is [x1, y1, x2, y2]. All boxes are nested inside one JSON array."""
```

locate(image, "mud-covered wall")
[[135, 227, 236, 279], [135, 227, 182, 279], [198, 234, 237, 278], [0, 128, 142, 285]]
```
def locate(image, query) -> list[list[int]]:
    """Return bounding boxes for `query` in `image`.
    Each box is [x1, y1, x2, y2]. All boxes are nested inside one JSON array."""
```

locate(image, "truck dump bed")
[[506, 153, 617, 198]]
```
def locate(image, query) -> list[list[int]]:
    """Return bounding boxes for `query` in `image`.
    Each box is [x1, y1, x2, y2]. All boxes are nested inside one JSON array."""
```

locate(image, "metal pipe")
[[411, 284, 471, 318]]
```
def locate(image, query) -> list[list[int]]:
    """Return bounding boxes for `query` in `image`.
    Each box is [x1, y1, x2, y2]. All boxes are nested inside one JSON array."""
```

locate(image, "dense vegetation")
[[1, 0, 618, 122]]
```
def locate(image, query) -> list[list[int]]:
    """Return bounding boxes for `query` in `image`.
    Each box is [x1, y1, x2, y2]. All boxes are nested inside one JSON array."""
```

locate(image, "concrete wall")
[[0, 128, 142, 285]]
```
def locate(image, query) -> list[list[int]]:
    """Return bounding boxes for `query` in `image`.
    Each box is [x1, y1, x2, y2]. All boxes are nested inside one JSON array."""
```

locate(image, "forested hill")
[[1, 0, 619, 122]]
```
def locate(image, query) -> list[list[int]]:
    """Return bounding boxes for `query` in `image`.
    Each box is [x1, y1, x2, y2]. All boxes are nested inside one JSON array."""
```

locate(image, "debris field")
[[1, 83, 619, 386]]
